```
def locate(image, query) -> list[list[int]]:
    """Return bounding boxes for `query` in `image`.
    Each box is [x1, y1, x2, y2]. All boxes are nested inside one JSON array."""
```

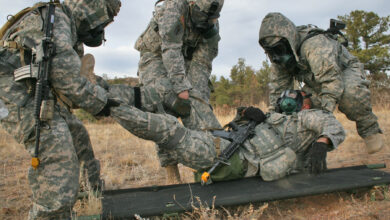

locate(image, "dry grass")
[[0, 103, 389, 219]]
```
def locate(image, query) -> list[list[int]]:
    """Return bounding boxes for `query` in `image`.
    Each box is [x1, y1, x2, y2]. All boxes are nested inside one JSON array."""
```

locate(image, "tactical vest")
[[246, 113, 297, 181], [0, 3, 47, 68], [200, 113, 299, 182], [0, 2, 77, 110], [134, 0, 202, 60]]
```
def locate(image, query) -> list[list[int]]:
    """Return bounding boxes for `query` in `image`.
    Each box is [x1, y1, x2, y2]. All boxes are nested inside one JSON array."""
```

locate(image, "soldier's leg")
[[0, 72, 79, 218], [61, 108, 102, 191], [182, 94, 221, 130], [339, 66, 383, 153], [1, 105, 79, 219], [110, 104, 219, 170], [137, 52, 183, 182]]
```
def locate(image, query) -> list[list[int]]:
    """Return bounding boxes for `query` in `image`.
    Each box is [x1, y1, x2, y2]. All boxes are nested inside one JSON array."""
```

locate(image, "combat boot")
[[80, 53, 97, 84], [166, 165, 182, 185], [364, 133, 384, 154]]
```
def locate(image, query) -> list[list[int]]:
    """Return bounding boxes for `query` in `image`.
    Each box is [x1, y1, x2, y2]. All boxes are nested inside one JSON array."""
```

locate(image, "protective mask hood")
[[259, 12, 300, 62]]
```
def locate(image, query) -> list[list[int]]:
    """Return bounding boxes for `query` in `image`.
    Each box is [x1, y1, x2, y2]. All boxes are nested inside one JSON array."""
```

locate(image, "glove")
[[305, 142, 328, 174], [165, 94, 191, 117], [95, 98, 120, 117], [242, 106, 266, 124], [172, 98, 191, 117]]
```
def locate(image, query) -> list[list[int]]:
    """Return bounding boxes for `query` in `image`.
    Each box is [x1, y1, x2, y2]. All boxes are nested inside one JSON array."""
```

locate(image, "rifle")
[[31, 1, 56, 170], [201, 121, 257, 185]]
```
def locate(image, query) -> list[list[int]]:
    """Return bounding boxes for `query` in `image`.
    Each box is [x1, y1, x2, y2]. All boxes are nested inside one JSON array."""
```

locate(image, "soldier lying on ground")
[[105, 87, 345, 183]]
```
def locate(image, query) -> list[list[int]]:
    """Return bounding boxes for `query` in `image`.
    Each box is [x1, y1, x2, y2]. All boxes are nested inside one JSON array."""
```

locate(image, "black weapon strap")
[[134, 87, 142, 109]]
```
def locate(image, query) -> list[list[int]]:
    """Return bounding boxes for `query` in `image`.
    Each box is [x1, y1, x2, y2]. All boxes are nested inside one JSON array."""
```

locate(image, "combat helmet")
[[63, 0, 121, 47], [191, 0, 224, 19], [188, 0, 224, 38], [259, 12, 300, 63]]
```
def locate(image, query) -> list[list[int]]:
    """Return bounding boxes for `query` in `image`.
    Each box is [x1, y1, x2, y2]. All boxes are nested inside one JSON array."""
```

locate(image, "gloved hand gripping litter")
[[305, 142, 328, 174]]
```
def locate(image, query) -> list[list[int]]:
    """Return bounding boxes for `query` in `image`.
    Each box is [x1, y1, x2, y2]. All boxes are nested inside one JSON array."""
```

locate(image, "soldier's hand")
[[178, 90, 189, 100], [95, 98, 121, 117], [242, 106, 266, 124], [305, 142, 328, 174]]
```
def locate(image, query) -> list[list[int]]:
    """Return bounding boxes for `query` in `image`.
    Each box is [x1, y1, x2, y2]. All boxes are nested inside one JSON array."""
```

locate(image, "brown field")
[[0, 105, 389, 219]]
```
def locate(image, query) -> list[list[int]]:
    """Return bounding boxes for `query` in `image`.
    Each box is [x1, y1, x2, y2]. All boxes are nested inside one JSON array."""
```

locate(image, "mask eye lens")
[[271, 44, 286, 56]]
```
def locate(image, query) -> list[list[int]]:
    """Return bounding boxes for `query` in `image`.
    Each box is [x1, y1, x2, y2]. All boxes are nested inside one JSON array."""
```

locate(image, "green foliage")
[[338, 10, 390, 75], [210, 58, 271, 107]]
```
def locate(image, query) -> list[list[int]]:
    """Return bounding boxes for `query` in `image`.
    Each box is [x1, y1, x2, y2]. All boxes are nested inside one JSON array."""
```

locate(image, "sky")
[[0, 0, 389, 79]]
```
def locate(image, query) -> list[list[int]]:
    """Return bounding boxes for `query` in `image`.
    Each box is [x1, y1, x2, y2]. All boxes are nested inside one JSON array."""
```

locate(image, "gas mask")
[[77, 20, 111, 47], [263, 38, 297, 72], [190, 2, 219, 39], [276, 90, 303, 115]]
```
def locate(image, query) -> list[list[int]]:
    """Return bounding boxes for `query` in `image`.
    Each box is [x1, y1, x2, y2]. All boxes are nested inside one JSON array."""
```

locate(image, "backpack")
[[297, 19, 348, 56]]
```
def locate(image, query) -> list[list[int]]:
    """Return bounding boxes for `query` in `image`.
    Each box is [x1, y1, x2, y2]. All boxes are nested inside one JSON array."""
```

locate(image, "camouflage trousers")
[[0, 78, 100, 219], [111, 104, 309, 181], [305, 63, 381, 138], [137, 52, 221, 166], [111, 104, 221, 170]]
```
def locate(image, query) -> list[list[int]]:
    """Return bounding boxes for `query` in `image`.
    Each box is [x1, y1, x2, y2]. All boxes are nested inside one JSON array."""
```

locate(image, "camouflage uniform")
[[134, 0, 223, 166], [0, 0, 119, 218], [259, 13, 381, 139], [110, 104, 345, 181]]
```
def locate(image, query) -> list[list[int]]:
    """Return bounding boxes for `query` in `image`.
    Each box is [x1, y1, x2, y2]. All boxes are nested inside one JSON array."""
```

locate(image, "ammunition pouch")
[[250, 117, 297, 181], [259, 147, 296, 181], [39, 99, 54, 121], [134, 20, 161, 53]]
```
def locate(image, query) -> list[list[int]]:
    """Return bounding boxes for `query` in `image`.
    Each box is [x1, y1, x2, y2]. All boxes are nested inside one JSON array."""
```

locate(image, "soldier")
[[0, 0, 121, 219], [134, 0, 224, 183], [108, 90, 345, 182], [258, 12, 383, 154]]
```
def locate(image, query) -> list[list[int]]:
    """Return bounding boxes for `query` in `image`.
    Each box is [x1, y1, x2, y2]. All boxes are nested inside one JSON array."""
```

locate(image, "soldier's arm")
[[268, 64, 294, 110], [301, 35, 344, 112], [186, 23, 220, 101], [300, 110, 345, 149], [158, 0, 192, 95], [49, 8, 107, 115]]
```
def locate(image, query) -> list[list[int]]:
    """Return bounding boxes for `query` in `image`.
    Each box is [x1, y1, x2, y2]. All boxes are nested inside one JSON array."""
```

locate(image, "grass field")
[[0, 106, 389, 219]]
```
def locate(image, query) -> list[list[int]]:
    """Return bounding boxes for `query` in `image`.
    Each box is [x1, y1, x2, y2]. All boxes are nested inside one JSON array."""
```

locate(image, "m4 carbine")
[[201, 121, 257, 185], [32, 2, 56, 170]]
